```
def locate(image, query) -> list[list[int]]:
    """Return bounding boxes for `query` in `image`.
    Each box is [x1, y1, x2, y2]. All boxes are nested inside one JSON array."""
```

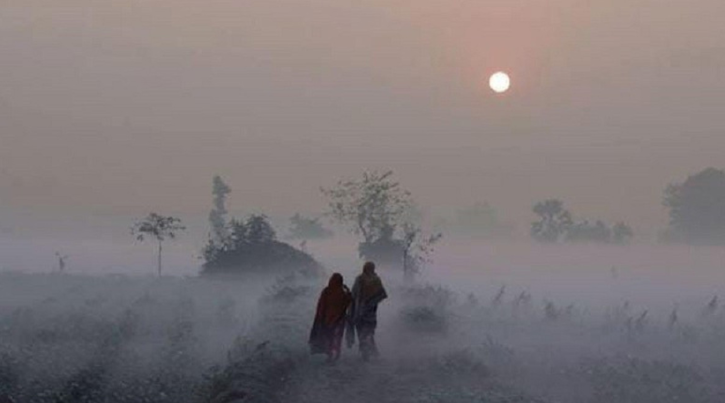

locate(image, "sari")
[[309, 273, 352, 360]]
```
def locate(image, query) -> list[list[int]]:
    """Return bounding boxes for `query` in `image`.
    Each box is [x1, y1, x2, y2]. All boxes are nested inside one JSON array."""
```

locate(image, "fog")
[[2, 234, 725, 402], [3, 0, 725, 402]]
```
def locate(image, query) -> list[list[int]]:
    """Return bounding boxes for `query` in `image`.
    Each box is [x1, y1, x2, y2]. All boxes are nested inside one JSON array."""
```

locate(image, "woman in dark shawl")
[[309, 273, 352, 361]]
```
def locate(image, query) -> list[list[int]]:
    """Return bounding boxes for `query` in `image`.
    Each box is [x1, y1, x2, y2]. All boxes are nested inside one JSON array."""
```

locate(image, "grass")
[[1, 272, 725, 402]]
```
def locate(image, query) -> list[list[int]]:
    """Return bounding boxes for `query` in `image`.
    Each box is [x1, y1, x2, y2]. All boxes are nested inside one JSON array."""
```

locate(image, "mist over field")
[[2, 228, 725, 402], [2, 168, 725, 403], [3, 0, 725, 402]]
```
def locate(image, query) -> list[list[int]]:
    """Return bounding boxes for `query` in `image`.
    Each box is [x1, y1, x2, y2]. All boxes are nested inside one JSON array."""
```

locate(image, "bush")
[[201, 215, 324, 277]]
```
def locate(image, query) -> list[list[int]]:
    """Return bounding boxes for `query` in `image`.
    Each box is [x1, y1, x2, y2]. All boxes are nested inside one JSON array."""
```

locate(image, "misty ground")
[[1, 240, 725, 402]]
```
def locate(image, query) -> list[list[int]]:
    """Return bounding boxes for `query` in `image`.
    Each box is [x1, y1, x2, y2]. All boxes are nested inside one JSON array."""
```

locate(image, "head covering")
[[358, 263, 384, 302], [317, 272, 351, 326], [363, 261, 376, 275], [328, 272, 344, 288], [310, 272, 352, 356]]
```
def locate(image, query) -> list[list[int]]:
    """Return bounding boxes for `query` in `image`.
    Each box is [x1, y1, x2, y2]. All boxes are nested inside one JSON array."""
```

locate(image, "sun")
[[489, 72, 510, 93]]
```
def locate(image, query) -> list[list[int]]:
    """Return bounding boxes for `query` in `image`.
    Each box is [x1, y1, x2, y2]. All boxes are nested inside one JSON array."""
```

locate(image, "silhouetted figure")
[[348, 262, 387, 361], [309, 273, 352, 362]]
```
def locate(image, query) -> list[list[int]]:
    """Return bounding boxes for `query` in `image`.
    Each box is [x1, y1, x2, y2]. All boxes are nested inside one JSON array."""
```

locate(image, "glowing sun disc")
[[489, 72, 510, 93]]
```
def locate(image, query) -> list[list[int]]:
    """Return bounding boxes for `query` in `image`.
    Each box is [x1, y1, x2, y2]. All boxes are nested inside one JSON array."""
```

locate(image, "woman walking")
[[348, 262, 387, 361], [309, 273, 352, 362]]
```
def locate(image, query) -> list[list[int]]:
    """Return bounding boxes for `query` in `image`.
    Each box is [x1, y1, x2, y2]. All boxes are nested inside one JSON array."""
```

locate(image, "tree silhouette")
[[664, 167, 725, 244], [531, 200, 632, 245], [531, 199, 572, 243], [209, 175, 231, 245], [133, 213, 185, 276], [201, 214, 323, 277], [245, 214, 277, 244], [322, 170, 418, 264], [322, 170, 412, 244]]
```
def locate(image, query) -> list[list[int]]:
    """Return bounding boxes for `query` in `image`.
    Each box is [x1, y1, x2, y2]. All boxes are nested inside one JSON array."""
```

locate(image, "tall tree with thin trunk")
[[133, 213, 185, 276], [209, 175, 231, 244]]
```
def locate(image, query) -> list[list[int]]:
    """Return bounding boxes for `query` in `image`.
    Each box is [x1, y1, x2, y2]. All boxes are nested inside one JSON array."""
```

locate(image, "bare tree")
[[133, 213, 185, 276], [401, 222, 442, 281], [323, 170, 442, 272], [322, 170, 412, 244]]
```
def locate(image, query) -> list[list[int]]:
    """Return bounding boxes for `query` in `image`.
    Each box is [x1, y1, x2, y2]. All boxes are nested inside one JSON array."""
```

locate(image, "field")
[[1, 240, 725, 402]]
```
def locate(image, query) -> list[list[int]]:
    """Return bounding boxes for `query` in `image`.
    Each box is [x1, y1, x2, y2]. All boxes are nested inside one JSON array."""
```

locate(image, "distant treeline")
[[529, 167, 725, 245], [127, 167, 725, 277], [530, 199, 633, 245]]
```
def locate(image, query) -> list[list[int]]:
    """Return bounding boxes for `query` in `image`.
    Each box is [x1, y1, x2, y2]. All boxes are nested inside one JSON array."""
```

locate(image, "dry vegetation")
[[1, 269, 724, 403]]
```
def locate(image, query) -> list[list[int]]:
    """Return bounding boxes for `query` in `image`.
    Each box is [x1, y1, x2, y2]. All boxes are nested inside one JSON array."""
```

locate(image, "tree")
[[227, 218, 248, 250], [201, 214, 323, 277], [531, 199, 572, 243], [245, 214, 277, 244], [133, 213, 185, 276], [224, 215, 276, 247], [664, 167, 725, 244], [203, 176, 232, 263], [322, 171, 412, 243], [199, 178, 322, 276], [209, 175, 231, 245], [322, 170, 415, 263], [531, 199, 633, 245]]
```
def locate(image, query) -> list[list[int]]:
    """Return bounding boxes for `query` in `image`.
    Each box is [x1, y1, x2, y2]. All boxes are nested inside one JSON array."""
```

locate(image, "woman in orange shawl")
[[309, 273, 352, 361]]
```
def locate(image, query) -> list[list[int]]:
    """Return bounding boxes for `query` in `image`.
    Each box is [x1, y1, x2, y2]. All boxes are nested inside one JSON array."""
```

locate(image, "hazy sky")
[[1, 0, 724, 235]]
